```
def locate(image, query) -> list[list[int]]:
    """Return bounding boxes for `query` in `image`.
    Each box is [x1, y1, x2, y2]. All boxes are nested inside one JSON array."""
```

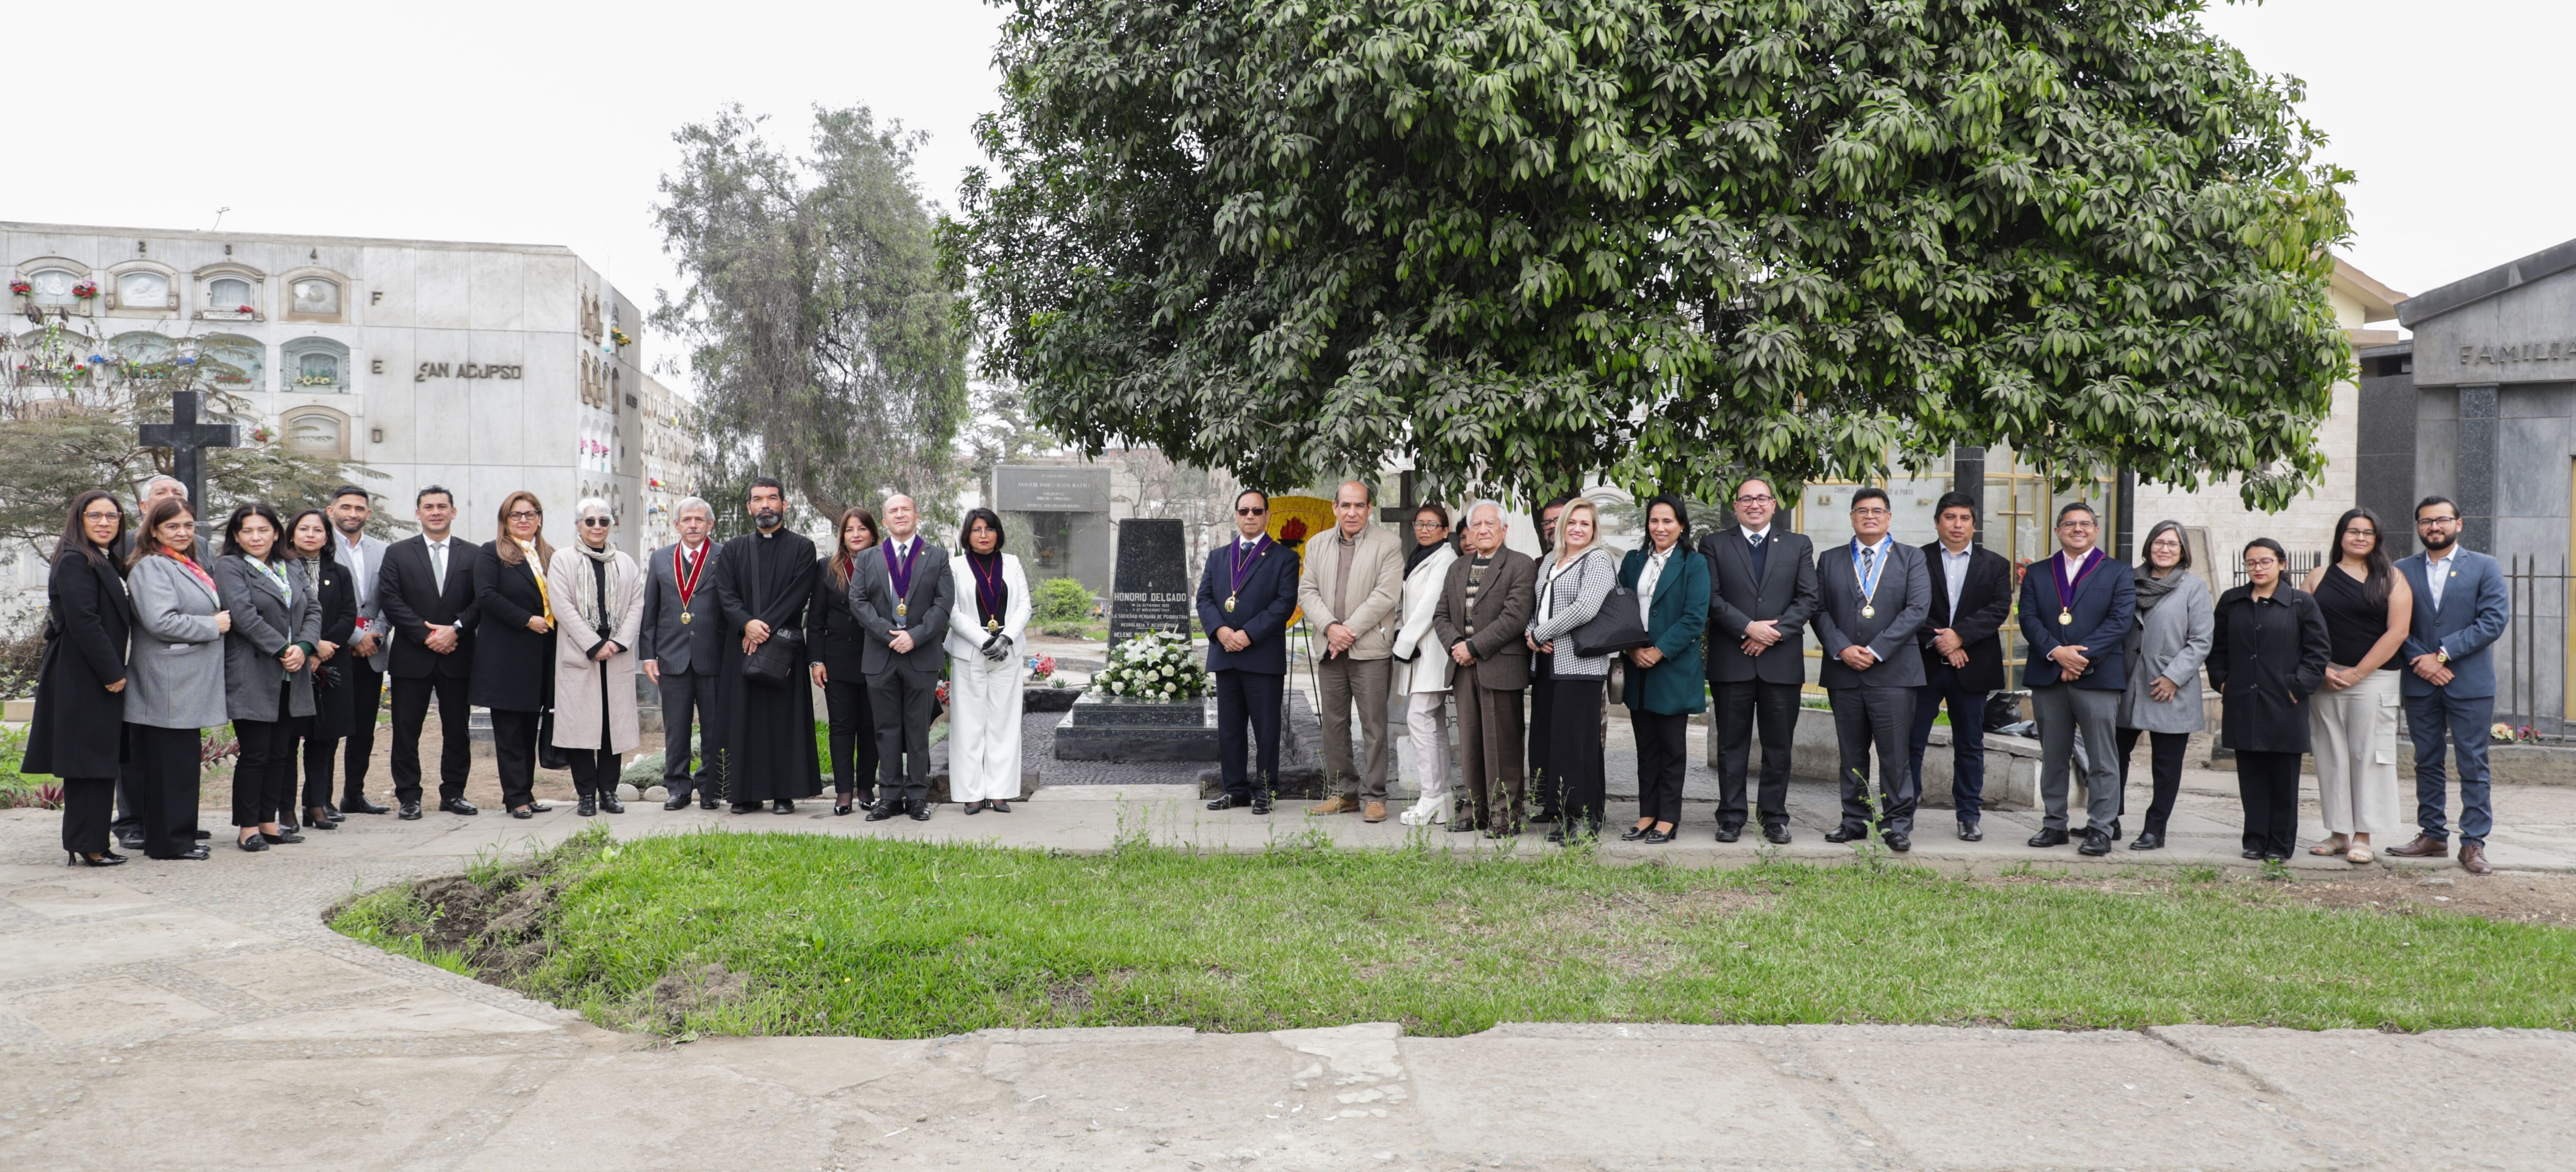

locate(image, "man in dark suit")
[[1433, 500, 1538, 835], [640, 496, 723, 809], [849, 492, 953, 821], [2388, 495, 2512, 876], [1905, 491, 2015, 842], [2017, 501, 2137, 855], [1811, 487, 1931, 851], [326, 486, 392, 816], [1195, 488, 1300, 814], [1699, 475, 1818, 844], [375, 485, 480, 819]]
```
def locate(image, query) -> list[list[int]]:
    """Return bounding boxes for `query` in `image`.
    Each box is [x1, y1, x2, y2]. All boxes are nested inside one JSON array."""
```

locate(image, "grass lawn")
[[332, 827, 2576, 1039]]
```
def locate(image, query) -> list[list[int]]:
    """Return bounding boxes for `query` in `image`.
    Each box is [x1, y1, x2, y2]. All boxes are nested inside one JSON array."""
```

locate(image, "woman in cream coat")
[[1392, 504, 1459, 826], [548, 499, 647, 816], [947, 509, 1032, 812]]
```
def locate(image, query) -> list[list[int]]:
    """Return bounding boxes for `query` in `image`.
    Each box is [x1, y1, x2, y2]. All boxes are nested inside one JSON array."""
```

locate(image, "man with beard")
[[2388, 496, 2511, 876], [706, 478, 824, 813], [326, 486, 392, 815], [850, 493, 953, 821]]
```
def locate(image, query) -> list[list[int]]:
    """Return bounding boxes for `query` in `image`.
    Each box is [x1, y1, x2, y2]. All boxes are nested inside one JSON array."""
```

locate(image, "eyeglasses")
[[1735, 494, 1775, 505], [1850, 506, 1889, 517], [2244, 556, 2280, 568], [2417, 516, 2459, 526], [1412, 520, 1445, 529], [1236, 507, 1267, 517], [579, 517, 612, 528], [2058, 520, 2097, 530], [2343, 527, 2376, 538], [506, 509, 540, 520]]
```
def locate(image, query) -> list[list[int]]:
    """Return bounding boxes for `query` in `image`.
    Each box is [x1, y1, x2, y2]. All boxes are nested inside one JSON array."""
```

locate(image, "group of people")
[[34, 476, 1033, 866], [1192, 479, 2508, 874]]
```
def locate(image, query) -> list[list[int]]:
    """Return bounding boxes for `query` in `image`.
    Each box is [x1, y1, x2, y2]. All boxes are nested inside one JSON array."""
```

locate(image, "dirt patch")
[[1977, 867, 2576, 928], [644, 963, 755, 1031]]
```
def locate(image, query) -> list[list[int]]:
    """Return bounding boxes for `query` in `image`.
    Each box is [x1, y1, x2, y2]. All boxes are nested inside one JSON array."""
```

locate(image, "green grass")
[[336, 827, 2576, 1040], [333, 886, 477, 976]]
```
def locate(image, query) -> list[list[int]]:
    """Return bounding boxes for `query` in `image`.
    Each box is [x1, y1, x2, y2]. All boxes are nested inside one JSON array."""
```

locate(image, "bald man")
[[849, 493, 954, 820], [1298, 479, 1406, 820]]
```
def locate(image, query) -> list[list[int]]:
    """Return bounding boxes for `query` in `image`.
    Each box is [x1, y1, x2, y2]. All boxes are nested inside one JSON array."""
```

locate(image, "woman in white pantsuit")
[[2300, 507, 2413, 865], [946, 509, 1032, 812], [1392, 504, 1460, 825]]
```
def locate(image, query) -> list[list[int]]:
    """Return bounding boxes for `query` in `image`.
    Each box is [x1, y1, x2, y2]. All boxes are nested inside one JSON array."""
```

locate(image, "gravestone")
[[1106, 518, 1192, 647]]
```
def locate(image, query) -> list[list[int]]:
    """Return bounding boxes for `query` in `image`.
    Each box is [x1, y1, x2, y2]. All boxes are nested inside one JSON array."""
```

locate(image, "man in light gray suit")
[[328, 486, 394, 815], [640, 497, 724, 809], [1811, 487, 1932, 851], [849, 493, 954, 820]]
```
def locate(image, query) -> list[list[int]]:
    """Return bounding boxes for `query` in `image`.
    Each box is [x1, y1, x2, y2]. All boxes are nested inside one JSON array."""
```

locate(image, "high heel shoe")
[[304, 807, 340, 829], [67, 850, 129, 867]]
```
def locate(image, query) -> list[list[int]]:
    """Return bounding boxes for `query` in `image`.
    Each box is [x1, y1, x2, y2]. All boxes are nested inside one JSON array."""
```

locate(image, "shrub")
[[1030, 576, 1093, 625]]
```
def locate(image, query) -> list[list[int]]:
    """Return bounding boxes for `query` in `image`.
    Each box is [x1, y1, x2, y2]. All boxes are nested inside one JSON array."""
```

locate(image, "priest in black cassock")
[[708, 478, 825, 813]]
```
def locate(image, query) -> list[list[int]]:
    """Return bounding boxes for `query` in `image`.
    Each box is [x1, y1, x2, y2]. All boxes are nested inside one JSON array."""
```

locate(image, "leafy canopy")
[[954, 0, 2353, 507]]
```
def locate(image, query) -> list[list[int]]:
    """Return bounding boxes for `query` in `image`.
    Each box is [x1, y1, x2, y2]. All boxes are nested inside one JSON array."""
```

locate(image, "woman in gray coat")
[[124, 496, 231, 860], [1524, 499, 1618, 843], [2115, 520, 2212, 851], [213, 502, 322, 852]]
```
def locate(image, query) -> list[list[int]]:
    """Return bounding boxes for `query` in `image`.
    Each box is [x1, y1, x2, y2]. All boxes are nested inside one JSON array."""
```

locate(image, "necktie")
[[1747, 532, 1769, 582], [1860, 546, 1876, 612], [430, 541, 447, 591]]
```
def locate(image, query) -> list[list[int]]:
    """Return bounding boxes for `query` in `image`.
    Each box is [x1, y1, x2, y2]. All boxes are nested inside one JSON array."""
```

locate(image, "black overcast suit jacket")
[[1700, 527, 1820, 687], [1917, 542, 2016, 694]]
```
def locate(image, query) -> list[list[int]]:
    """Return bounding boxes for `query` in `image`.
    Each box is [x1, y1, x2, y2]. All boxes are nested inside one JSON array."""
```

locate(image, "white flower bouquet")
[[1091, 629, 1212, 701]]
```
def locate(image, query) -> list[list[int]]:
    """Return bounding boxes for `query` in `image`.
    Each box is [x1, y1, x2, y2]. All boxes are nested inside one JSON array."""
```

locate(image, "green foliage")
[[654, 104, 974, 525], [955, 0, 2353, 508], [0, 725, 59, 808], [1029, 575, 1095, 624]]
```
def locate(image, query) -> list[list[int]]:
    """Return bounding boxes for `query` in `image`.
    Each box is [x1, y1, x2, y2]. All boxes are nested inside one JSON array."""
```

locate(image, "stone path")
[[4, 775, 2572, 1169]]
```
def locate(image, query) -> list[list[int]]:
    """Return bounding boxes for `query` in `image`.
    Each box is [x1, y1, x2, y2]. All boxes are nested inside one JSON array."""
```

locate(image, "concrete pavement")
[[4, 778, 2573, 1170]]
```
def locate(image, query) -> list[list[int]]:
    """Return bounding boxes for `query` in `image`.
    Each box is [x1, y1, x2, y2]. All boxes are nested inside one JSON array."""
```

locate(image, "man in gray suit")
[[849, 493, 954, 821], [327, 486, 393, 815], [1811, 487, 1931, 851], [640, 497, 723, 809], [1699, 475, 1819, 844]]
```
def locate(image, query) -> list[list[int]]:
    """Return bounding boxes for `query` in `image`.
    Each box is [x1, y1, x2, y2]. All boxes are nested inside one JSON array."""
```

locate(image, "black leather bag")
[[738, 541, 804, 686], [1569, 585, 1652, 658], [537, 708, 568, 770]]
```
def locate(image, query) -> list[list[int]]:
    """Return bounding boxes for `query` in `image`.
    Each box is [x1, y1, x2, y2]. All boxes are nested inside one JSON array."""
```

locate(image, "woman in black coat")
[[807, 506, 880, 815], [285, 508, 358, 832], [2208, 537, 2333, 862], [471, 492, 558, 818], [28, 491, 133, 866]]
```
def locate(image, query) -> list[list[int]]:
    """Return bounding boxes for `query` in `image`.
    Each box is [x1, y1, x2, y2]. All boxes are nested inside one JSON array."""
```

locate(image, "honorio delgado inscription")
[[414, 361, 524, 382]]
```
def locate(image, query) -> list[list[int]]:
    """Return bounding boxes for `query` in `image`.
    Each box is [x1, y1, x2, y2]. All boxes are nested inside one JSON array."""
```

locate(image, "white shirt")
[[1636, 544, 1673, 625], [1239, 534, 1263, 552], [1739, 524, 1772, 546], [1938, 542, 1973, 621], [424, 536, 454, 592], [678, 537, 709, 571], [2425, 545, 2460, 610], [337, 530, 371, 627]]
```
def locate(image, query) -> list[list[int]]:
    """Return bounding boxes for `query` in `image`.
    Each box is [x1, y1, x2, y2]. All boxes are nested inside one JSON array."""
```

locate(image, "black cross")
[[138, 389, 238, 510]]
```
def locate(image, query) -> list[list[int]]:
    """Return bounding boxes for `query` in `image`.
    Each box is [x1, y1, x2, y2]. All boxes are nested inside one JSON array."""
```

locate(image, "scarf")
[[1405, 538, 1444, 576], [299, 554, 323, 593], [2132, 566, 2184, 616], [574, 540, 620, 634]]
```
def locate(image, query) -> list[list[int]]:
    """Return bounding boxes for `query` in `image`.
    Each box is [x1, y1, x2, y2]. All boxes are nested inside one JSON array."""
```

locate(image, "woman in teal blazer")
[[1617, 495, 1710, 843]]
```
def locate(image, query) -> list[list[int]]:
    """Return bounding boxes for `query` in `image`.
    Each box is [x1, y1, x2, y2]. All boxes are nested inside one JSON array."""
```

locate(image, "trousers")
[[658, 670, 719, 799], [343, 660, 384, 802], [1316, 655, 1394, 799], [489, 708, 541, 810], [2115, 727, 2190, 835], [2311, 668, 2402, 834], [2237, 749, 2303, 858], [231, 688, 298, 829], [1829, 685, 1917, 834], [1455, 684, 1525, 830], [1214, 669, 1284, 800], [948, 654, 1025, 804], [1630, 708, 1690, 826], [129, 723, 202, 858], [822, 674, 879, 798], [2405, 688, 2494, 845], [1713, 679, 1798, 831], [61, 776, 114, 855], [2032, 683, 2121, 831], [868, 672, 939, 803], [1536, 675, 1606, 830], [390, 673, 472, 803], [1405, 690, 1451, 806], [1906, 665, 1989, 821]]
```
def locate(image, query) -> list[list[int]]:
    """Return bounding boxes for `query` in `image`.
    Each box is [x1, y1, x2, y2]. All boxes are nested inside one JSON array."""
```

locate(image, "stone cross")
[[138, 389, 238, 511]]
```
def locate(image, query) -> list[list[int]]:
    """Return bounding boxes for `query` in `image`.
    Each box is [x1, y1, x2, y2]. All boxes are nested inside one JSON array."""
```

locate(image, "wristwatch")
[[2437, 648, 2450, 664]]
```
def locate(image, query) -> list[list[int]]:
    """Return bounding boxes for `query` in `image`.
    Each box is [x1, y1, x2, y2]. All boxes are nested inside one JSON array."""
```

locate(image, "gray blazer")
[[638, 540, 724, 675], [2119, 570, 2213, 733], [126, 554, 231, 730], [1526, 548, 1618, 678], [338, 531, 391, 671], [848, 537, 955, 682], [214, 554, 321, 723], [1812, 537, 1932, 689]]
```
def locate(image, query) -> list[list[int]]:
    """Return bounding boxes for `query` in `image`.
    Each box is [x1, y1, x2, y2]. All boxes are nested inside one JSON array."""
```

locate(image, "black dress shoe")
[[1763, 825, 1791, 845], [399, 802, 424, 820], [1620, 824, 1651, 841], [1448, 818, 1481, 833], [2078, 828, 2112, 856], [1206, 793, 1241, 811], [1544, 827, 1566, 845], [116, 835, 146, 853], [772, 800, 796, 815], [599, 793, 624, 814], [342, 794, 391, 815], [1884, 832, 1911, 852], [305, 808, 340, 829], [1714, 825, 1742, 843], [577, 795, 597, 817], [439, 798, 479, 816], [864, 800, 900, 821], [2027, 827, 2070, 848], [2126, 830, 2163, 850], [1250, 791, 1274, 815], [907, 798, 931, 822], [699, 797, 720, 810], [506, 807, 532, 819], [2242, 849, 2265, 859], [1642, 828, 1673, 844], [1957, 821, 1983, 842], [963, 800, 985, 815], [1823, 826, 1862, 844], [991, 801, 1011, 813], [2109, 818, 2123, 842], [235, 833, 268, 852], [153, 845, 211, 861], [833, 801, 855, 816], [730, 803, 759, 814], [261, 829, 304, 845], [664, 796, 692, 811], [194, 829, 212, 840], [325, 807, 346, 822], [527, 801, 553, 813]]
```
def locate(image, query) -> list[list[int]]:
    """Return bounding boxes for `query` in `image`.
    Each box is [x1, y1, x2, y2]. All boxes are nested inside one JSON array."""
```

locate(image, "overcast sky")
[[8, 0, 2562, 377]]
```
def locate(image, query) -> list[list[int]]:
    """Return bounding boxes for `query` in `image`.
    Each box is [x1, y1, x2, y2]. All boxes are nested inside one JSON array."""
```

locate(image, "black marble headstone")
[[1107, 518, 1192, 647]]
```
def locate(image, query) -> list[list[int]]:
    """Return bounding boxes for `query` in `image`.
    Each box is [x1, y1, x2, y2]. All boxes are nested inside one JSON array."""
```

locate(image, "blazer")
[[848, 536, 955, 682], [378, 535, 480, 680], [2118, 571, 2213, 734], [26, 548, 130, 779], [1390, 543, 1460, 694], [1296, 524, 1406, 661], [548, 548, 646, 754], [125, 554, 230, 730], [1812, 537, 1932, 689], [1917, 542, 2016, 693], [2208, 585, 2331, 754], [468, 542, 557, 713], [1700, 527, 1820, 686], [945, 552, 1033, 659], [2395, 550, 2510, 700], [303, 555, 361, 741], [1195, 537, 1300, 675], [807, 556, 871, 681], [1434, 547, 1538, 691], [1617, 545, 1710, 715], [1527, 547, 1618, 679], [638, 539, 724, 676], [2018, 549, 2137, 691], [335, 531, 391, 672], [214, 554, 321, 724]]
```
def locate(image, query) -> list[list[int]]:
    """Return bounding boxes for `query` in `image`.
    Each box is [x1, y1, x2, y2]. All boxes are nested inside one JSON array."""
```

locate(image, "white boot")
[[1397, 789, 1448, 826]]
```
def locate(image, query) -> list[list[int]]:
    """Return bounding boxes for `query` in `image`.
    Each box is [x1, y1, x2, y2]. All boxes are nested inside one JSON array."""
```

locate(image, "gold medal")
[[680, 611, 691, 624], [986, 617, 1001, 633], [897, 601, 908, 621], [1861, 605, 1875, 618], [1224, 595, 1237, 613], [2059, 609, 2073, 626]]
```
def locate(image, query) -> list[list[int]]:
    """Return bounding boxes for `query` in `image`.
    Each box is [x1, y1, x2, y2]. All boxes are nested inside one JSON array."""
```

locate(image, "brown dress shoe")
[[2460, 842, 2493, 875], [1308, 795, 1361, 816], [1363, 800, 1387, 823], [2385, 834, 2450, 859]]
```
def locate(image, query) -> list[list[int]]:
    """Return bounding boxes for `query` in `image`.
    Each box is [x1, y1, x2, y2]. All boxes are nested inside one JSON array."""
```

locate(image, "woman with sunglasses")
[[473, 491, 557, 818], [548, 500, 645, 815], [2208, 537, 2332, 862]]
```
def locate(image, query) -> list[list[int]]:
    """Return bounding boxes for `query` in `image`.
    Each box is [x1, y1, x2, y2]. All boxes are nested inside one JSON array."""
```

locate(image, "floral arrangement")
[[7, 280, 29, 296], [236, 304, 255, 314], [292, 372, 338, 387], [610, 328, 632, 347], [1091, 630, 1210, 701], [71, 281, 99, 300], [2493, 722, 2538, 745], [1028, 653, 1057, 681]]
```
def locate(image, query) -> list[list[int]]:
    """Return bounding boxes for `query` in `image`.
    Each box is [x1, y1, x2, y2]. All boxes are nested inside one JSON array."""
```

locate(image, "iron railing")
[[2499, 554, 2568, 736]]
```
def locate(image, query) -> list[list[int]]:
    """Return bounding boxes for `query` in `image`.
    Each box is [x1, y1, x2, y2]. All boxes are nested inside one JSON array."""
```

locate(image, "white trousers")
[[949, 654, 1025, 803], [1407, 691, 1450, 801], [2310, 667, 2401, 834]]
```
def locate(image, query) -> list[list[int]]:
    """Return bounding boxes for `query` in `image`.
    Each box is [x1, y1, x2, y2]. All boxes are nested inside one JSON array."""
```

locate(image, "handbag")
[[537, 707, 568, 770], [1570, 584, 1652, 658], [738, 541, 804, 686]]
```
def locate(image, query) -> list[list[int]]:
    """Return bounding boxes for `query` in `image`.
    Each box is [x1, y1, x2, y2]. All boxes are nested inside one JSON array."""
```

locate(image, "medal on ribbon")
[[1853, 539, 1886, 619], [674, 542, 707, 624], [1226, 536, 1269, 613], [2054, 548, 2103, 626], [973, 552, 1005, 634], [884, 536, 920, 623]]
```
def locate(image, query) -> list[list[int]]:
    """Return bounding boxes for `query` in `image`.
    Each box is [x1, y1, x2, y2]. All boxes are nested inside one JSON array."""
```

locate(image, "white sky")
[[8, 0, 2562, 372]]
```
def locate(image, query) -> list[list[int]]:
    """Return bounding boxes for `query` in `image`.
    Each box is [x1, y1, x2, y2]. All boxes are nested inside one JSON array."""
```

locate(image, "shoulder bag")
[[1569, 556, 1651, 658], [740, 540, 806, 686]]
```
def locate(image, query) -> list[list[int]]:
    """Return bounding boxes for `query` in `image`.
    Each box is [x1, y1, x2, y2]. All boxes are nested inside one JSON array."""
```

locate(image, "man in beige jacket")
[[1300, 479, 1406, 820]]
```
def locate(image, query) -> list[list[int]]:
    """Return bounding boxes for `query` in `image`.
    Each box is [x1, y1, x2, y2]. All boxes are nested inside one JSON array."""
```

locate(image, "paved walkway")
[[4, 779, 2573, 1170]]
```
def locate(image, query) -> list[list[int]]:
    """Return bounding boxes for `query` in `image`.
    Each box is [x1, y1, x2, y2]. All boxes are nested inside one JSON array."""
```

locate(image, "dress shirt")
[[1739, 525, 1772, 546], [2425, 545, 2459, 610], [424, 536, 455, 592], [1938, 542, 1973, 622], [1636, 543, 1673, 625]]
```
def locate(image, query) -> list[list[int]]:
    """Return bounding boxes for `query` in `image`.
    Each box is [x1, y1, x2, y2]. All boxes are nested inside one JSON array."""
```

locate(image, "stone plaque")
[[1107, 518, 1192, 647], [997, 465, 1112, 513]]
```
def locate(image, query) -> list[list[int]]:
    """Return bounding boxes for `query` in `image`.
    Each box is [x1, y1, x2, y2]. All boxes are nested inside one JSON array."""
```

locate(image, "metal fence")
[[2499, 554, 2569, 737]]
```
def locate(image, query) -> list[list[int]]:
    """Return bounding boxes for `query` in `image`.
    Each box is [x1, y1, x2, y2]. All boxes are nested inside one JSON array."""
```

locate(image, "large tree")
[[654, 104, 974, 524], [953, 0, 2353, 508]]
